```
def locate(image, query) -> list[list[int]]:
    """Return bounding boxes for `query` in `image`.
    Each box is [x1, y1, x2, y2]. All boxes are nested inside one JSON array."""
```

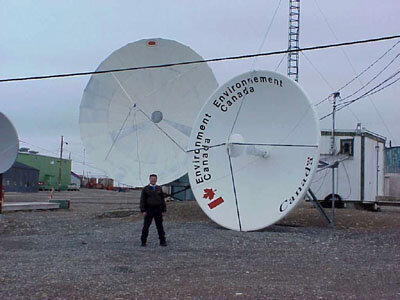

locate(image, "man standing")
[[140, 174, 167, 247]]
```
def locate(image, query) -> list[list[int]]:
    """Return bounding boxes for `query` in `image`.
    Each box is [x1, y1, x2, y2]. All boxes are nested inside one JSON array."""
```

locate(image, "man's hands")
[[141, 212, 166, 216]]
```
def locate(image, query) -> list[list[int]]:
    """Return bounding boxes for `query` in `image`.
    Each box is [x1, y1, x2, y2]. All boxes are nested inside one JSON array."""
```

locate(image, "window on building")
[[340, 139, 354, 156]]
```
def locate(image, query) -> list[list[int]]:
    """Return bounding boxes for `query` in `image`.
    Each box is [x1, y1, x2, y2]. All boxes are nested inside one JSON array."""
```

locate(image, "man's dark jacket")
[[140, 185, 166, 213]]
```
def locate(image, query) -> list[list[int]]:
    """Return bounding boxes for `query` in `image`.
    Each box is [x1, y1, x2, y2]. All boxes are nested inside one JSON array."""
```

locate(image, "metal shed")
[[3, 161, 39, 192], [310, 127, 386, 203]]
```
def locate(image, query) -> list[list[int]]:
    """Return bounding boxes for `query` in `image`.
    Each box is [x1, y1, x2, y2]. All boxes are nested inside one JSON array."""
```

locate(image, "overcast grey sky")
[[1, 0, 399, 177]]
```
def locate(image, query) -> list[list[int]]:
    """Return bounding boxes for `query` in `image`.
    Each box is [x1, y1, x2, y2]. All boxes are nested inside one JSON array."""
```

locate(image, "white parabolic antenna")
[[187, 70, 320, 231], [80, 38, 218, 186], [0, 112, 19, 173]]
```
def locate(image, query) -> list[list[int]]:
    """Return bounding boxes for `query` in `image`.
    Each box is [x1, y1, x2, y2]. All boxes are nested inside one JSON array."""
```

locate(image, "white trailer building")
[[310, 127, 385, 204]]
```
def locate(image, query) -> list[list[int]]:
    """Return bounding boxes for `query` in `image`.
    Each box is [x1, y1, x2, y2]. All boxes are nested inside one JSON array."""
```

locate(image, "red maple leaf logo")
[[203, 188, 215, 200]]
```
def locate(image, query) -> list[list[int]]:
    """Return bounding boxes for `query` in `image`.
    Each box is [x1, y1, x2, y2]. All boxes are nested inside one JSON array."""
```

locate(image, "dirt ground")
[[0, 189, 399, 299]]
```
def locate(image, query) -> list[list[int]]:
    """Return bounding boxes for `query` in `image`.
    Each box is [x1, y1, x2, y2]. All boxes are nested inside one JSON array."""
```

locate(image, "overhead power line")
[[339, 52, 400, 102], [1, 35, 400, 83], [301, 51, 335, 91], [302, 49, 364, 124], [19, 139, 106, 173], [337, 70, 400, 109], [314, 40, 400, 106], [319, 69, 400, 120], [361, 75, 400, 98], [251, 0, 283, 70], [274, 53, 286, 72], [312, 0, 399, 143], [336, 41, 400, 94]]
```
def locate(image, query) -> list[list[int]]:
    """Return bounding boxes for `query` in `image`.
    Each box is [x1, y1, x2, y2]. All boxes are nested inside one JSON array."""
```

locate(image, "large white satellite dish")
[[80, 38, 218, 186], [0, 112, 19, 173], [187, 70, 320, 231]]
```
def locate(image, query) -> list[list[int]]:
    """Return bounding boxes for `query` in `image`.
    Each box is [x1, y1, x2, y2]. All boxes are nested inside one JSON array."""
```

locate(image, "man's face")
[[149, 176, 157, 185]]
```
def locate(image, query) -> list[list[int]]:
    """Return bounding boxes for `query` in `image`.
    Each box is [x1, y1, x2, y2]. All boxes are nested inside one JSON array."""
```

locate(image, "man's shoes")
[[160, 241, 167, 247], [141, 242, 146, 247]]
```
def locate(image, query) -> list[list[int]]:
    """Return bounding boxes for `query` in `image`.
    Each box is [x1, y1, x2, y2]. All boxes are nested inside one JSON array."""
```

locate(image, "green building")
[[16, 152, 71, 191]]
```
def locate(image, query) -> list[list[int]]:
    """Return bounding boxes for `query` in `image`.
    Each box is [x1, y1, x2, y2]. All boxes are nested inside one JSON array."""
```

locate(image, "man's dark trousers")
[[141, 206, 165, 244]]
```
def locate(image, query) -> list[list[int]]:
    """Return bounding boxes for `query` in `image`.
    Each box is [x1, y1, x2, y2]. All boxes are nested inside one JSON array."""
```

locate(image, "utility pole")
[[330, 92, 340, 227], [58, 135, 64, 192], [83, 148, 86, 188], [83, 148, 85, 179], [376, 143, 379, 197], [330, 93, 340, 155], [0, 173, 3, 214]]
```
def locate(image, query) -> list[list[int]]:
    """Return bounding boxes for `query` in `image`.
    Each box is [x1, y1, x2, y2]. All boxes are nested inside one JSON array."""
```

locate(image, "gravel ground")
[[0, 189, 399, 299]]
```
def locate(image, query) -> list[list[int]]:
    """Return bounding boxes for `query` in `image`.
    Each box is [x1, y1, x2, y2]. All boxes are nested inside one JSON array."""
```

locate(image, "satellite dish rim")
[[79, 38, 218, 187], [187, 69, 321, 231], [0, 112, 19, 174]]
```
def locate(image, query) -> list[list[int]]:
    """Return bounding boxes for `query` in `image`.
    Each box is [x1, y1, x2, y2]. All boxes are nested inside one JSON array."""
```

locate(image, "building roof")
[[321, 128, 386, 143], [10, 161, 39, 171], [18, 151, 71, 161], [71, 171, 82, 179]]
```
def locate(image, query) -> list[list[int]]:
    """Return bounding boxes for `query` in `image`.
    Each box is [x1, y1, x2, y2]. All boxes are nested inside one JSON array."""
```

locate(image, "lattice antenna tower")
[[287, 0, 300, 82]]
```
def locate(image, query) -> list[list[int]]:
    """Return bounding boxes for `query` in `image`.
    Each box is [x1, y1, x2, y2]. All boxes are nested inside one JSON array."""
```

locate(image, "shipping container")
[[310, 128, 385, 204]]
